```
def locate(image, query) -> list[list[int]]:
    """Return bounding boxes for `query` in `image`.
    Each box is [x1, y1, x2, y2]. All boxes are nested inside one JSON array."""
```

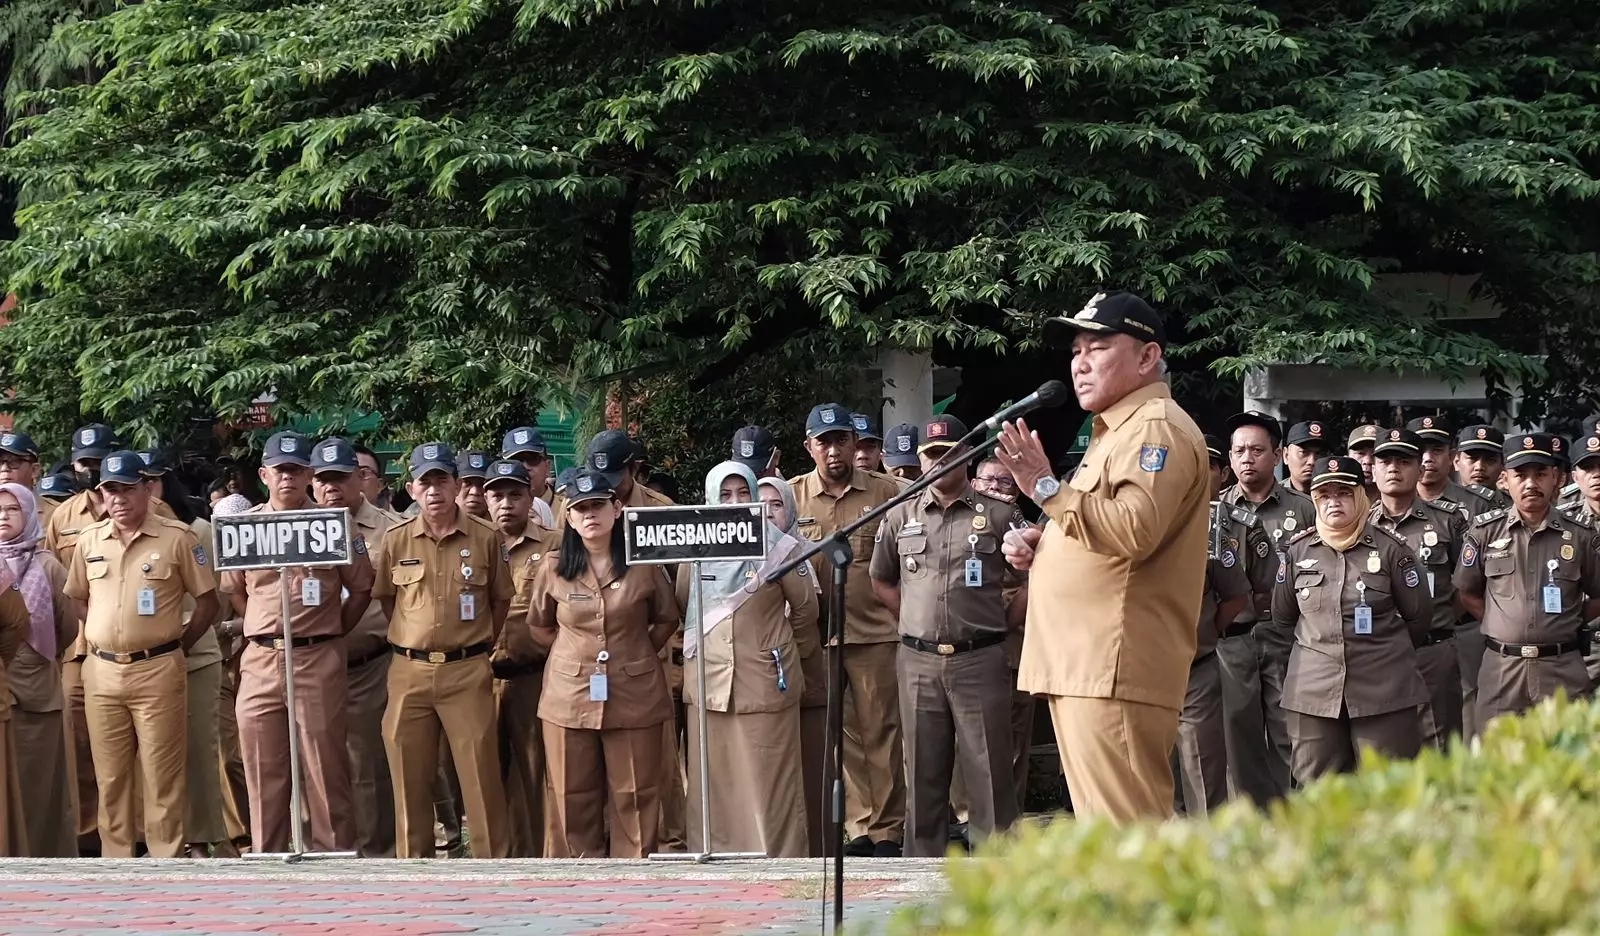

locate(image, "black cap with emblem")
[[311, 437, 359, 475], [408, 442, 458, 479], [1503, 432, 1562, 469], [1373, 428, 1423, 459], [97, 451, 146, 487], [882, 423, 920, 469], [1577, 427, 1600, 467], [0, 431, 38, 461], [1202, 434, 1225, 465], [731, 426, 776, 475], [1043, 290, 1167, 348], [456, 450, 491, 481], [1285, 420, 1332, 450], [565, 468, 616, 506], [263, 431, 313, 468], [484, 459, 531, 489], [1456, 424, 1504, 454], [1225, 411, 1281, 446], [1310, 456, 1365, 490], [1406, 415, 1451, 445]]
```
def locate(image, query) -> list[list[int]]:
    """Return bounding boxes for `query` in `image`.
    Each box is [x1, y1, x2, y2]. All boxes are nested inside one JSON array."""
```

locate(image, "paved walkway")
[[0, 858, 944, 935]]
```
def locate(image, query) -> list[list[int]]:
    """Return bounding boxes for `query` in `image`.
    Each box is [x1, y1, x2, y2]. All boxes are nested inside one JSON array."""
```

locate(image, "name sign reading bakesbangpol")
[[212, 507, 355, 571], [624, 505, 767, 566]]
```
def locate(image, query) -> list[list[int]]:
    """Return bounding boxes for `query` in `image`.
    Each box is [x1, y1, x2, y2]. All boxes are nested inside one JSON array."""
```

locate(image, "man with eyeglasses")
[[0, 431, 53, 525], [973, 458, 1020, 501], [352, 445, 393, 513], [500, 427, 557, 528]]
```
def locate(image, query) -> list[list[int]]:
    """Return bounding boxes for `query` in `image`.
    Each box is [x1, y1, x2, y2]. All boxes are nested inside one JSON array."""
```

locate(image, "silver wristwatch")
[[1033, 475, 1062, 503]]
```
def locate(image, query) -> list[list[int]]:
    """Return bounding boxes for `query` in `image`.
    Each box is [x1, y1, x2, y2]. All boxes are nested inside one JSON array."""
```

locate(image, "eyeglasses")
[[975, 474, 1018, 488]]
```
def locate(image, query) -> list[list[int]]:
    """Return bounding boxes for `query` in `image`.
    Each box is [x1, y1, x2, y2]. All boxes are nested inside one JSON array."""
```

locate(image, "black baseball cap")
[[1456, 424, 1504, 454], [882, 423, 920, 469], [0, 431, 38, 460], [408, 442, 458, 479], [456, 450, 491, 480], [1310, 456, 1365, 490], [97, 451, 146, 487], [731, 426, 776, 474], [136, 450, 173, 476], [1552, 434, 1571, 466], [1225, 411, 1281, 446], [919, 415, 969, 453], [1346, 424, 1381, 450], [38, 472, 77, 498], [1405, 416, 1451, 444], [263, 431, 313, 468], [1576, 433, 1600, 467], [484, 459, 531, 489], [553, 466, 579, 496], [1203, 434, 1224, 464], [584, 429, 638, 487], [71, 424, 117, 462], [1503, 433, 1561, 469], [850, 413, 882, 442], [805, 404, 854, 438], [312, 438, 359, 474], [1372, 428, 1423, 459], [565, 468, 616, 505], [500, 426, 547, 457], [1043, 290, 1166, 347], [1285, 421, 1333, 449]]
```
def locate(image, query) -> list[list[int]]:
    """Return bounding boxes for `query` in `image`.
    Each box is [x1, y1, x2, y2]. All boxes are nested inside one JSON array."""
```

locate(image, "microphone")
[[980, 380, 1070, 432]]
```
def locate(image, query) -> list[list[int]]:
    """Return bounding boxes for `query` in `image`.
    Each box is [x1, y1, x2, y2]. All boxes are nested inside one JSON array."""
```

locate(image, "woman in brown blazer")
[[0, 483, 62, 855], [527, 469, 678, 858], [1270, 457, 1432, 783], [677, 462, 819, 857]]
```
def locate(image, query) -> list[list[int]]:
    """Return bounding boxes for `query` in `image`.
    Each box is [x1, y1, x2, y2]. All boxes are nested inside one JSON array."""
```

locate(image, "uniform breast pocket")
[[390, 564, 428, 611], [85, 561, 111, 596], [795, 519, 823, 543], [897, 535, 929, 580], [1482, 556, 1516, 583], [1293, 571, 1326, 614], [1358, 572, 1394, 611]]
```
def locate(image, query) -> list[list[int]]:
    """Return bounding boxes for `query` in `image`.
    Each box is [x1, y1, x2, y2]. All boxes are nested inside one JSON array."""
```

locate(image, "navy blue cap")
[[408, 442, 458, 478], [38, 472, 77, 498], [850, 413, 882, 441], [263, 431, 313, 468], [584, 430, 638, 487], [457, 450, 491, 480], [731, 426, 776, 474], [805, 404, 853, 438], [485, 459, 531, 488], [71, 424, 117, 462], [554, 466, 580, 496], [565, 469, 616, 505], [98, 451, 146, 486], [0, 431, 38, 460], [136, 450, 172, 476], [882, 423, 920, 469], [311, 437, 359, 474], [500, 426, 548, 457]]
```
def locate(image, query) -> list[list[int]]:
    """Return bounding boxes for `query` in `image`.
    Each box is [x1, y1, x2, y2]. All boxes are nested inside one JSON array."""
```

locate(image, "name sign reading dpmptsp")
[[624, 504, 768, 566], [213, 507, 354, 571]]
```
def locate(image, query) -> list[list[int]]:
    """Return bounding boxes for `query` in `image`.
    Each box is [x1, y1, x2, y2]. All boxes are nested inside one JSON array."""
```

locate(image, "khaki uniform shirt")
[[495, 522, 560, 668], [1455, 508, 1600, 645], [47, 492, 177, 659], [7, 552, 77, 712], [183, 518, 224, 672], [674, 562, 819, 714], [868, 486, 1020, 643], [1198, 521, 1253, 659], [528, 557, 677, 730], [219, 504, 376, 641], [1018, 381, 1210, 710], [343, 499, 405, 663], [1271, 524, 1430, 717], [1369, 499, 1467, 635], [371, 511, 512, 651], [63, 515, 214, 654], [789, 468, 901, 645]]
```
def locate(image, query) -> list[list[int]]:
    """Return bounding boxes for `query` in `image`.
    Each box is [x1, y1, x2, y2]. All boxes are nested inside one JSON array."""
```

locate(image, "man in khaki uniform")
[[371, 443, 512, 858], [223, 432, 373, 853], [869, 415, 1025, 857], [456, 451, 492, 520], [63, 451, 219, 857], [1456, 432, 1600, 724], [0, 432, 54, 527], [999, 291, 1208, 823], [1450, 423, 1510, 737], [484, 459, 560, 857], [500, 428, 557, 528], [790, 402, 905, 855], [312, 437, 401, 857]]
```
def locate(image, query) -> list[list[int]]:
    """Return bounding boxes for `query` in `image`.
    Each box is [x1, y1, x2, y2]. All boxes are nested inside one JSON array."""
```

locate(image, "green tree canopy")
[[3, 0, 1597, 449]]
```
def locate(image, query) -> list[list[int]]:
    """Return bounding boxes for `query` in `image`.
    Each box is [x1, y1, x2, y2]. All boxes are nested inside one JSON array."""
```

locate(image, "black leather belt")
[[1222, 621, 1255, 640], [346, 642, 392, 669], [90, 640, 182, 665], [1421, 628, 1457, 647], [1485, 637, 1581, 659], [249, 634, 340, 651], [492, 659, 542, 680], [900, 633, 1006, 656], [392, 641, 493, 664]]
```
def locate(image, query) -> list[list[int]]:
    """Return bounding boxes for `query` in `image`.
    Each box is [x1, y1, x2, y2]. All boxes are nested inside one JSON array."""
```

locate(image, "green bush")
[[896, 695, 1600, 935]]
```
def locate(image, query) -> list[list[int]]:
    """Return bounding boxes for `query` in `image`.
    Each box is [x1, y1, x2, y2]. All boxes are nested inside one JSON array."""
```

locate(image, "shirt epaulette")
[[1561, 511, 1595, 532], [1467, 483, 1503, 503], [1370, 524, 1411, 549], [1431, 497, 1462, 515], [1288, 527, 1317, 545], [1473, 508, 1507, 528]]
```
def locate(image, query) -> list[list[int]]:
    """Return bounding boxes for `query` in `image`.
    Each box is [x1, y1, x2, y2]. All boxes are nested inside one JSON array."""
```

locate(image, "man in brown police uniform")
[[869, 415, 1024, 857], [1369, 427, 1469, 748], [371, 443, 512, 858], [1456, 432, 1600, 725], [311, 437, 401, 857], [999, 291, 1208, 823], [63, 450, 220, 858], [1347, 424, 1381, 498], [1282, 421, 1332, 496], [483, 459, 560, 857], [1411, 417, 1494, 518], [791, 402, 906, 855], [222, 431, 373, 853], [1450, 423, 1510, 737]]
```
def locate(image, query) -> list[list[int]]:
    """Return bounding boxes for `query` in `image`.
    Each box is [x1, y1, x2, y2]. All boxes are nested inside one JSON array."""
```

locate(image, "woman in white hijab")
[[678, 462, 820, 857]]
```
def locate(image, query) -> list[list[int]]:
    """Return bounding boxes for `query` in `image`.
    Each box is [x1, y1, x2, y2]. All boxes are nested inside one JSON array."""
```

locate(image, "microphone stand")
[[766, 435, 1001, 935]]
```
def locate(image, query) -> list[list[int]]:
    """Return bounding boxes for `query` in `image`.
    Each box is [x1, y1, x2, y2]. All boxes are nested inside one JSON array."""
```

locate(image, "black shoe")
[[947, 821, 969, 844], [872, 839, 902, 858], [844, 835, 875, 857]]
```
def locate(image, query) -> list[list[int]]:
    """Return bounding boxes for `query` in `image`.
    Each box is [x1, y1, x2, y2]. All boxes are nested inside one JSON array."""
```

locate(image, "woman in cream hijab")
[[678, 462, 820, 857]]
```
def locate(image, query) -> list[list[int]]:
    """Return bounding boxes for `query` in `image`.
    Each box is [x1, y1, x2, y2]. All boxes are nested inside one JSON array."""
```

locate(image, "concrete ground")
[[0, 857, 946, 935]]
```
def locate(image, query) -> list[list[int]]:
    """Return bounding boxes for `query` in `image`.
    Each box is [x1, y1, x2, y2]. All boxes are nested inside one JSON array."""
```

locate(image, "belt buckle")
[[427, 651, 446, 664], [113, 651, 133, 664], [1521, 645, 1539, 659], [936, 643, 955, 656], [272, 638, 286, 651]]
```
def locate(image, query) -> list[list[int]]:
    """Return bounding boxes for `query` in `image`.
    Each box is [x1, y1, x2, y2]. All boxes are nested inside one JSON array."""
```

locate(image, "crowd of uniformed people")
[[0, 356, 1591, 857]]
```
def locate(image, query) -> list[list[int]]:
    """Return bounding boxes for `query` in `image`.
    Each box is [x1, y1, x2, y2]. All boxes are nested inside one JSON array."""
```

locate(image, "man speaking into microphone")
[[998, 290, 1209, 824]]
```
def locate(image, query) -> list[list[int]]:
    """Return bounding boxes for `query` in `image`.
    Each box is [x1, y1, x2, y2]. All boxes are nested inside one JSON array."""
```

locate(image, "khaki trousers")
[[657, 700, 687, 853], [83, 652, 187, 857], [1174, 652, 1228, 817], [685, 704, 808, 858], [0, 720, 25, 855], [840, 641, 905, 843], [62, 657, 99, 851], [346, 650, 395, 857], [544, 722, 664, 858], [1287, 706, 1422, 783], [1047, 695, 1178, 824], [494, 669, 545, 858], [183, 660, 228, 845], [237, 641, 356, 852], [383, 654, 507, 858], [1415, 638, 1463, 752], [11, 707, 75, 856], [217, 650, 250, 843]]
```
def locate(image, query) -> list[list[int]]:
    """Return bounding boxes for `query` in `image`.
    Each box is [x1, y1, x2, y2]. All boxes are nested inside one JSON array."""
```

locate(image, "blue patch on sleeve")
[[193, 545, 207, 567], [1138, 445, 1168, 472]]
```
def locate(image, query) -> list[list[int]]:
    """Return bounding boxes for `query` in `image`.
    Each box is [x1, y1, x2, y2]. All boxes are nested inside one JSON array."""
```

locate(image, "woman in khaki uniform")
[[1270, 456, 1432, 782], [0, 483, 78, 855], [528, 469, 678, 858], [677, 462, 819, 857]]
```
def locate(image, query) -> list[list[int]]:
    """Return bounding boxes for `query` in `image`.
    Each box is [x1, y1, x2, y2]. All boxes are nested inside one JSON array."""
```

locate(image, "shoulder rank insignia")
[[1473, 508, 1507, 528], [1288, 527, 1317, 545], [1372, 524, 1410, 548], [1565, 511, 1595, 532]]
